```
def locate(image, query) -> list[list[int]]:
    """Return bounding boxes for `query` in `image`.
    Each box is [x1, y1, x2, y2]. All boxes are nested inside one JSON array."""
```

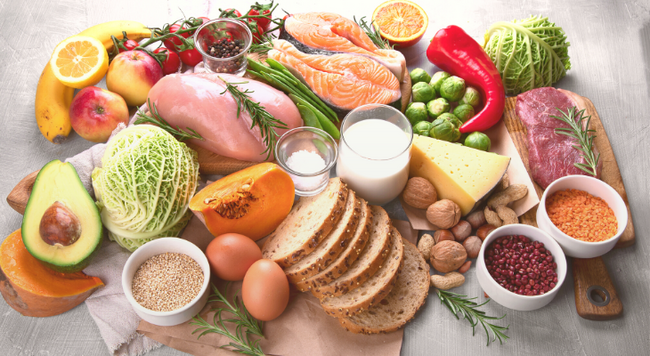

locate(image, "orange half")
[[49, 35, 108, 89], [372, 0, 429, 48]]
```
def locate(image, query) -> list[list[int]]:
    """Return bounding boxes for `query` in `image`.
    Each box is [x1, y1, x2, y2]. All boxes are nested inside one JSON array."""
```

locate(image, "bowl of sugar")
[[275, 126, 338, 196]]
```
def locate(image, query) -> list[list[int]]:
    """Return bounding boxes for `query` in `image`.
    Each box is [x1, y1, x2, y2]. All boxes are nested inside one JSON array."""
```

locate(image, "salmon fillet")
[[269, 40, 401, 112]]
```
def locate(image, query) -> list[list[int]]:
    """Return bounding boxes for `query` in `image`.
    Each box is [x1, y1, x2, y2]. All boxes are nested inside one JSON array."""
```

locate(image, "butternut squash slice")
[[0, 229, 104, 317], [190, 163, 295, 241]]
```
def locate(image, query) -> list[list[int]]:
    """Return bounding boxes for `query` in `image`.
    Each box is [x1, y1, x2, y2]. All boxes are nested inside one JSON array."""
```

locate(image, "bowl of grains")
[[275, 126, 338, 196], [193, 18, 252, 75], [476, 224, 568, 311], [536, 175, 628, 258], [122, 237, 210, 326]]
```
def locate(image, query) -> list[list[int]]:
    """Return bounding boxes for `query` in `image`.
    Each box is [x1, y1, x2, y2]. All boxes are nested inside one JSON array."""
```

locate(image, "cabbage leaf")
[[92, 125, 199, 251], [483, 15, 571, 95]]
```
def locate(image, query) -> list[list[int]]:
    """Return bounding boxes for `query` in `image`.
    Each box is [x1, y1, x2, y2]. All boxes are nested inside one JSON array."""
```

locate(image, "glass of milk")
[[336, 104, 413, 205]]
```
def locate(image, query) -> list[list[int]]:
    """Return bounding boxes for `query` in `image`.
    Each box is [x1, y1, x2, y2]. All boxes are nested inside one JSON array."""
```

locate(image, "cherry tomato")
[[249, 21, 265, 44], [153, 48, 181, 75], [179, 47, 203, 66], [223, 8, 242, 18], [163, 23, 190, 51], [197, 16, 211, 25], [119, 39, 139, 53], [248, 8, 272, 30]]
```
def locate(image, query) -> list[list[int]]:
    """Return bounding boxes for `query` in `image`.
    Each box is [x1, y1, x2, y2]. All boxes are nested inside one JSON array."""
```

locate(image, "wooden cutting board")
[[502, 90, 634, 320]]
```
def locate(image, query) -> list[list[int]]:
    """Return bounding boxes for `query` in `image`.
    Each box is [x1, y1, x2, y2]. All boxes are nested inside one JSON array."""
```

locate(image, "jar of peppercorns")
[[194, 18, 252, 76]]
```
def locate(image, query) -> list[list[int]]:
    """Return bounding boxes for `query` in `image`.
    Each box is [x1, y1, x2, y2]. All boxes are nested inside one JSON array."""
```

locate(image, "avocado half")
[[21, 160, 102, 273]]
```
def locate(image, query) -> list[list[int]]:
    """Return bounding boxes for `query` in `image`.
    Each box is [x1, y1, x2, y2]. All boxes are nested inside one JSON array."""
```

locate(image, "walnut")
[[426, 199, 461, 229], [402, 177, 437, 209], [430, 240, 467, 273]]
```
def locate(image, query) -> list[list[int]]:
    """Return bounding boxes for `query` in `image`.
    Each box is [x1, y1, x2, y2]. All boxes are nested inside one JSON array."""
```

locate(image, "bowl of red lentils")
[[122, 237, 211, 326], [476, 224, 568, 311], [536, 175, 628, 259]]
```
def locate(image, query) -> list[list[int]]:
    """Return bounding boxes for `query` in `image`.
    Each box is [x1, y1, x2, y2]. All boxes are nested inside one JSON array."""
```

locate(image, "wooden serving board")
[[502, 90, 634, 320]]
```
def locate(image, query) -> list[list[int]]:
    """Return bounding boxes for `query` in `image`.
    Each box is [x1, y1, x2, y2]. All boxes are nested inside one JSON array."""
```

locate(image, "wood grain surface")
[[1, 1, 649, 356]]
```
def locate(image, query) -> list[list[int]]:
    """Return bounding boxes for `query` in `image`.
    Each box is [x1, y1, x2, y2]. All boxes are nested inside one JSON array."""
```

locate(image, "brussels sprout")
[[437, 113, 463, 129], [430, 71, 451, 94], [459, 86, 481, 108], [405, 102, 429, 126], [410, 68, 432, 85], [453, 104, 475, 123], [464, 131, 492, 151], [413, 121, 433, 136], [439, 76, 466, 102], [458, 132, 470, 144], [412, 82, 436, 103], [426, 98, 450, 119], [429, 118, 461, 142]]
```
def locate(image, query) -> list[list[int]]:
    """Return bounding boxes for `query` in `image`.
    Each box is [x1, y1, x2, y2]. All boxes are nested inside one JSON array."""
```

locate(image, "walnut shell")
[[402, 177, 437, 209], [426, 199, 461, 229], [430, 240, 467, 273]]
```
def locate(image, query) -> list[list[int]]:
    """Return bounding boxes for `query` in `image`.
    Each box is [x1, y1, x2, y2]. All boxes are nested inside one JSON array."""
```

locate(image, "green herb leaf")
[[436, 290, 509, 346], [353, 16, 392, 50], [552, 106, 600, 176], [191, 283, 265, 356], [135, 99, 203, 141]]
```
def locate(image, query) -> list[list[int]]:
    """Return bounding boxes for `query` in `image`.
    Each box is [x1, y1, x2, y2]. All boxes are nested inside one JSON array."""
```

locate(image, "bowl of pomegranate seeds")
[[476, 224, 567, 311], [536, 175, 628, 259]]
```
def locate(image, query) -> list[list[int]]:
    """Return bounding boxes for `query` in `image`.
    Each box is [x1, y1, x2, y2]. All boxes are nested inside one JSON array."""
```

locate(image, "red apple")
[[106, 50, 163, 106], [69, 86, 129, 143]]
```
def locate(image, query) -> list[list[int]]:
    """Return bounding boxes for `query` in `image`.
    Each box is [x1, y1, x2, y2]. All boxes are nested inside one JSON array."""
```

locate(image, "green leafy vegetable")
[[483, 15, 571, 95], [91, 125, 199, 251], [552, 106, 600, 176], [437, 290, 509, 346], [191, 283, 266, 356]]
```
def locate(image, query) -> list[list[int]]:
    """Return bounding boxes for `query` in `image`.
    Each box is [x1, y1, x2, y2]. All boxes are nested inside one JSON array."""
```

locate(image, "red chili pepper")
[[426, 25, 505, 133]]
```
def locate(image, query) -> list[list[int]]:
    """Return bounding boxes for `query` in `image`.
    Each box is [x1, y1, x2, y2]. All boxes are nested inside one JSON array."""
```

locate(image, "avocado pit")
[[39, 201, 81, 247]]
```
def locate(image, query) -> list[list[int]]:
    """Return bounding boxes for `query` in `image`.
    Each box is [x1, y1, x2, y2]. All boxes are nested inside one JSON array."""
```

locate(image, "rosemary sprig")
[[191, 283, 265, 356], [220, 77, 288, 160], [353, 16, 392, 49], [437, 290, 509, 346], [552, 107, 600, 176], [135, 99, 203, 141]]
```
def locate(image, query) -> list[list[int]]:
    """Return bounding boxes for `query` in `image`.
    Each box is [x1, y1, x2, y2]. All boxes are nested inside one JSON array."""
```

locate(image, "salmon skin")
[[269, 40, 402, 114], [280, 12, 406, 82]]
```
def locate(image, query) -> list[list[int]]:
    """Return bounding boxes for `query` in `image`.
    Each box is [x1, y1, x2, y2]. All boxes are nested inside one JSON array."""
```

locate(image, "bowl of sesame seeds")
[[122, 237, 211, 326], [536, 175, 628, 259]]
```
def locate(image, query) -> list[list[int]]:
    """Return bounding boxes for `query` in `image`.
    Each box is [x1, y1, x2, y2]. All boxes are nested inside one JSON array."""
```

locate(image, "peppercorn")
[[208, 38, 244, 58]]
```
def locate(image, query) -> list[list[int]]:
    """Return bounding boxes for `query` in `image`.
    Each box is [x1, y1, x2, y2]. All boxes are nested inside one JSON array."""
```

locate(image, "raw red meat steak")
[[515, 87, 600, 189]]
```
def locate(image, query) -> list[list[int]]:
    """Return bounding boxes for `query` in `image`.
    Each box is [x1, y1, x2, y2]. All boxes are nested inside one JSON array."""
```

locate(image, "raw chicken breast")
[[147, 73, 302, 162]]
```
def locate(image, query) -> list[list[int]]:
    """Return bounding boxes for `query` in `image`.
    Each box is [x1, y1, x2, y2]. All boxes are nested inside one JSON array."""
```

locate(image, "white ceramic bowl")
[[536, 175, 628, 258], [122, 238, 211, 326], [476, 224, 567, 311]]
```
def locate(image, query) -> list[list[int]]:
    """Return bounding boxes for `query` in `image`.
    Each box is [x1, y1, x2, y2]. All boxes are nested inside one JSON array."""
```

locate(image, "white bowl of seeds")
[[122, 237, 211, 326]]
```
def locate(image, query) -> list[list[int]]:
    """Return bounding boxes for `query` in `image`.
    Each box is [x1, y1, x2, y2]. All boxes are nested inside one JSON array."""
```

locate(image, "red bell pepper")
[[426, 25, 505, 133]]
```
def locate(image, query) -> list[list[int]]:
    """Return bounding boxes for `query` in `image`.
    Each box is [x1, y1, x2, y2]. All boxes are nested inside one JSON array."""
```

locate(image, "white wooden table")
[[1, 0, 648, 355]]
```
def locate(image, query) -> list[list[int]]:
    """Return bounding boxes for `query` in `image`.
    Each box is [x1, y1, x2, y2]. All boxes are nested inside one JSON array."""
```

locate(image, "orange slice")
[[50, 36, 108, 89], [372, 0, 429, 48]]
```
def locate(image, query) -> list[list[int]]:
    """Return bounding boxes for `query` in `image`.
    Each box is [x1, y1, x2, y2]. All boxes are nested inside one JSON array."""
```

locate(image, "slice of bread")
[[284, 190, 361, 283], [261, 178, 348, 268], [311, 205, 392, 299], [320, 226, 404, 318], [294, 198, 372, 292], [338, 237, 430, 334]]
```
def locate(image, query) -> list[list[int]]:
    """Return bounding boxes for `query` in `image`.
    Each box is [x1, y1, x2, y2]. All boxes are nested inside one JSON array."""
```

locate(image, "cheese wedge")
[[410, 135, 510, 216]]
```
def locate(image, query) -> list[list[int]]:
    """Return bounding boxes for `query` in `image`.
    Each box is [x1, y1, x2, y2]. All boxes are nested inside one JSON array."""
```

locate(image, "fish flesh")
[[146, 72, 303, 162], [268, 39, 401, 113], [280, 12, 406, 81]]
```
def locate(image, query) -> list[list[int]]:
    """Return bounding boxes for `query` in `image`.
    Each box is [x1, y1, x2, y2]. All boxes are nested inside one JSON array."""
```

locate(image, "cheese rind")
[[409, 135, 510, 216]]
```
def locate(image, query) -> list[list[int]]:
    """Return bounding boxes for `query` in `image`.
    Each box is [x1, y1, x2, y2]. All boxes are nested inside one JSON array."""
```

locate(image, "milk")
[[336, 119, 411, 205]]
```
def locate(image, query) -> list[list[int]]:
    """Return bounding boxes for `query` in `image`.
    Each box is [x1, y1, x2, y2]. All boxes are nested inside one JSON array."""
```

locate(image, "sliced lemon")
[[372, 0, 429, 48], [50, 35, 109, 89]]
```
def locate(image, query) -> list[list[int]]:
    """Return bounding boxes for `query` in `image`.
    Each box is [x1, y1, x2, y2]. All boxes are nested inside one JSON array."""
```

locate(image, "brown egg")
[[242, 259, 290, 321], [205, 233, 262, 281]]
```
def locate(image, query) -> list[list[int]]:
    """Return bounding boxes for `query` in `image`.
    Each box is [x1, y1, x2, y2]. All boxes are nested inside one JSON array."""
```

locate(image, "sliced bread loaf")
[[338, 237, 430, 334], [294, 198, 372, 292], [284, 190, 361, 283], [320, 226, 404, 318], [261, 178, 348, 268], [310, 205, 392, 299]]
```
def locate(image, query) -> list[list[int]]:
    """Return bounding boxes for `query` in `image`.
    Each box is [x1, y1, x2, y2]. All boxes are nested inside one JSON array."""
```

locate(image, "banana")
[[35, 20, 151, 143]]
